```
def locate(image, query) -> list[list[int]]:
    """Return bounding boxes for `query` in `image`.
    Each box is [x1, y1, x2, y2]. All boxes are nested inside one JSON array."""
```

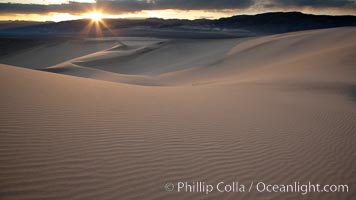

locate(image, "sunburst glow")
[[84, 11, 103, 22], [79, 10, 117, 37]]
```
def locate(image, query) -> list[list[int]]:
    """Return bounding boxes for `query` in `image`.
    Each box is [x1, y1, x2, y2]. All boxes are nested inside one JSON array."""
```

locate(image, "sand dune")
[[0, 39, 120, 69], [155, 27, 356, 85], [0, 27, 356, 200], [14, 27, 352, 86]]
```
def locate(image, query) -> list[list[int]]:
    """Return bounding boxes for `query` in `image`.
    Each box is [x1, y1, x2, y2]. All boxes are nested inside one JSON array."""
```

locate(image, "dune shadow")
[[40, 66, 96, 78], [349, 85, 356, 103], [40, 67, 69, 73]]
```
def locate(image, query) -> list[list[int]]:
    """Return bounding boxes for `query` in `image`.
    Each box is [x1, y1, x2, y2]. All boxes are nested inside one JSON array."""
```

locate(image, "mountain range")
[[1, 12, 355, 38]]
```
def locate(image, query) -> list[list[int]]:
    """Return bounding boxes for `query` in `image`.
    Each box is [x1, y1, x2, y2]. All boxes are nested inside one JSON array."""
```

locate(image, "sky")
[[0, 0, 355, 22]]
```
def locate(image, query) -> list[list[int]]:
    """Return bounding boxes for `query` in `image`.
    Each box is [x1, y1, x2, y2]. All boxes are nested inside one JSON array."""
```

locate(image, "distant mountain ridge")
[[214, 12, 356, 33], [1, 12, 355, 38]]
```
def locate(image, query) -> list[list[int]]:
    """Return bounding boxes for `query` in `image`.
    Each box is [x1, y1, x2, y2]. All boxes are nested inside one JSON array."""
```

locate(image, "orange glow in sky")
[[0, 0, 355, 22], [0, 9, 243, 22]]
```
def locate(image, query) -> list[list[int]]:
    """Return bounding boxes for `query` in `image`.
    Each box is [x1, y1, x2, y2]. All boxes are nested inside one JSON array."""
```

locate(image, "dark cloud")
[[0, 1, 93, 14], [0, 0, 255, 14], [268, 0, 356, 8], [101, 0, 254, 10]]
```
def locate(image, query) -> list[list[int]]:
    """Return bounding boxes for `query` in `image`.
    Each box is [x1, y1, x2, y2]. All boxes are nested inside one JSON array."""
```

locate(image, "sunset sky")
[[0, 0, 355, 22]]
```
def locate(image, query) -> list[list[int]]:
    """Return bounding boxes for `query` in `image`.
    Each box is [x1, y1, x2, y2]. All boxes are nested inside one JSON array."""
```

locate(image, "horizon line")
[[1, 11, 356, 23]]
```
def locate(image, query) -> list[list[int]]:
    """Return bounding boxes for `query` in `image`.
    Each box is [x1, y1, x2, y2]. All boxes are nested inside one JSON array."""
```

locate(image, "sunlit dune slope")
[[1, 60, 356, 199], [40, 27, 356, 86], [0, 27, 355, 200]]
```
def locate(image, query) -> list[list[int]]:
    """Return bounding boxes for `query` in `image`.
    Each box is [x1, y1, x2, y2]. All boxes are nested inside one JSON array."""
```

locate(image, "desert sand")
[[0, 27, 355, 199]]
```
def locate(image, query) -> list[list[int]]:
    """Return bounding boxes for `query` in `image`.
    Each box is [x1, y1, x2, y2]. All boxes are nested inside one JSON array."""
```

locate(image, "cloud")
[[108, 0, 255, 10], [0, 1, 93, 14], [0, 0, 255, 14], [0, 0, 355, 15], [267, 0, 356, 8]]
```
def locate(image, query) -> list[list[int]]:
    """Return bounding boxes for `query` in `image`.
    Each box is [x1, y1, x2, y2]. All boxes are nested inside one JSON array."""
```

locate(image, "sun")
[[84, 11, 103, 22], [81, 9, 116, 37]]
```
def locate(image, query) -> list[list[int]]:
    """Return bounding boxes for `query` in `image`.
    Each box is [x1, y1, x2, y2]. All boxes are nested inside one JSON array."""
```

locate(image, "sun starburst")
[[81, 10, 116, 37], [84, 11, 103, 22]]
